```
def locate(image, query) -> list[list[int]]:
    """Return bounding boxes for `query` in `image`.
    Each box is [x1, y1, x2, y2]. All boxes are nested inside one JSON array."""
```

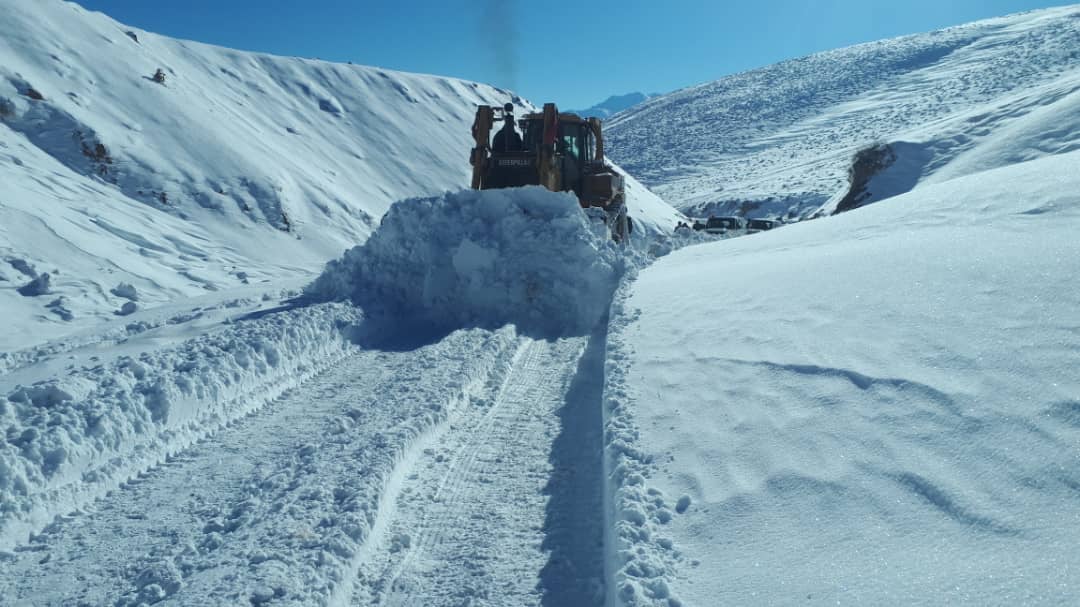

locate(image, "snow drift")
[[605, 150, 1080, 605], [0, 302, 359, 552], [307, 187, 626, 337]]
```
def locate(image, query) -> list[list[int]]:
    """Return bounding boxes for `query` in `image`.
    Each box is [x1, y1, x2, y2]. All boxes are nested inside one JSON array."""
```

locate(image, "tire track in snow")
[[350, 335, 606, 607], [0, 328, 521, 606], [371, 341, 549, 606]]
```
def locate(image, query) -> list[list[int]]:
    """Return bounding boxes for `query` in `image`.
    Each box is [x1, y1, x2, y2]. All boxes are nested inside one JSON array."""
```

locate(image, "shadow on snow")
[[538, 321, 608, 606]]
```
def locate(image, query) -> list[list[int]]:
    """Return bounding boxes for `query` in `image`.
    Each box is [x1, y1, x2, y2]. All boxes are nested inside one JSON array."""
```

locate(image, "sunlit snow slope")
[[0, 0, 534, 350], [606, 6, 1080, 220], [1, 0, 681, 354], [605, 150, 1080, 606]]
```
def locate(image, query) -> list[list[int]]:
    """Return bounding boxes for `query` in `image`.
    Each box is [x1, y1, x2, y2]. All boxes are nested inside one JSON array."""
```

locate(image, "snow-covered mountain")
[[2, 3, 1078, 606], [0, 0, 681, 354], [0, 0, 517, 352], [566, 92, 658, 119], [606, 6, 1080, 219]]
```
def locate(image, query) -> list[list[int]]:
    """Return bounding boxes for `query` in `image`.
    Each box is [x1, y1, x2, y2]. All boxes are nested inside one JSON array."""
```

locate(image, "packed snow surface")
[[605, 150, 1080, 605], [607, 5, 1080, 219], [307, 187, 629, 337]]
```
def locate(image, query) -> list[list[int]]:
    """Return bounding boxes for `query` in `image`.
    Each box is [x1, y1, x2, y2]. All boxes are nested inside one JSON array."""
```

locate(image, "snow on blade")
[[306, 187, 625, 337]]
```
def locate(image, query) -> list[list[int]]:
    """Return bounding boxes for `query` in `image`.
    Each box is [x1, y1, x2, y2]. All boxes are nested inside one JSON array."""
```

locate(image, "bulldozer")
[[470, 102, 631, 242]]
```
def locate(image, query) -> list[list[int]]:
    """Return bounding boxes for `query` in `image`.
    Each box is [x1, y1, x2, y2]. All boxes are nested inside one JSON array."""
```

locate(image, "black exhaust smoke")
[[481, 0, 519, 91]]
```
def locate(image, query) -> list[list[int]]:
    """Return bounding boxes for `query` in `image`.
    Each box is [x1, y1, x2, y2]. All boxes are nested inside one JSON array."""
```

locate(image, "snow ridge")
[[0, 301, 359, 552], [601, 285, 685, 607]]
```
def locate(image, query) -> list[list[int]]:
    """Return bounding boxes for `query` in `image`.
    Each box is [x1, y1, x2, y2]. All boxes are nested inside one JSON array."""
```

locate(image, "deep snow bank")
[[307, 187, 626, 337], [605, 151, 1080, 605], [0, 302, 360, 552]]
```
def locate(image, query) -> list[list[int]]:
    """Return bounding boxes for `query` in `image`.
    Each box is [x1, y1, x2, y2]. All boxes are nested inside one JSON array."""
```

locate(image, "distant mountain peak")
[[566, 92, 658, 119]]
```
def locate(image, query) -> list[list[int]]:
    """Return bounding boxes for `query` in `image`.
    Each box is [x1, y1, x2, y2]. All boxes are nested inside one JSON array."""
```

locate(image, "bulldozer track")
[[351, 337, 591, 607]]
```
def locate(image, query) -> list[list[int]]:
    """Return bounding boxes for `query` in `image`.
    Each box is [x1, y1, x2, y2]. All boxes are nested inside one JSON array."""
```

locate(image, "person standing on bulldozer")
[[491, 104, 523, 152]]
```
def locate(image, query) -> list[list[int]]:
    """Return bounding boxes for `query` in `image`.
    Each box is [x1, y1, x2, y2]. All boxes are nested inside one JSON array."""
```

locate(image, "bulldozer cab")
[[471, 102, 630, 241], [518, 117, 593, 197]]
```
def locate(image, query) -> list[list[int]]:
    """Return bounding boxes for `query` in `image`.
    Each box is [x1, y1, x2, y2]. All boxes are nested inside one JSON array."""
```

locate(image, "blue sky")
[[74, 0, 1068, 109]]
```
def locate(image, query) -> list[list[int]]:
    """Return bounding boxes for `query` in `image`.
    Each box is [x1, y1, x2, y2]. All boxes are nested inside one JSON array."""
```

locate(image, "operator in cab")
[[491, 103, 523, 152]]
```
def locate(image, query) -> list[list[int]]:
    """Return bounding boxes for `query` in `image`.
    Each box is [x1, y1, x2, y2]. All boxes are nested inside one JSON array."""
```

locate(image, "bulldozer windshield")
[[559, 128, 583, 160]]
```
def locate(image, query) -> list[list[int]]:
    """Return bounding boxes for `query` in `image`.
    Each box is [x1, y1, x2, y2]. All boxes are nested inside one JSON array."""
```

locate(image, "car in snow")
[[704, 216, 745, 234], [746, 218, 780, 233]]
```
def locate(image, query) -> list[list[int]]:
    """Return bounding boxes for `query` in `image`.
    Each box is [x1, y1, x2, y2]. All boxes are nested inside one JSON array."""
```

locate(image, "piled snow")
[[604, 150, 1080, 605], [307, 187, 626, 337], [607, 5, 1080, 219], [0, 301, 360, 551]]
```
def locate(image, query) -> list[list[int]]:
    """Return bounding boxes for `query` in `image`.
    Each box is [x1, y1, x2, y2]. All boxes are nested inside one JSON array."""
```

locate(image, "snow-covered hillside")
[[605, 150, 1080, 605], [0, 0, 521, 352], [0, 0, 680, 356], [2, 2, 1077, 606], [607, 5, 1080, 219]]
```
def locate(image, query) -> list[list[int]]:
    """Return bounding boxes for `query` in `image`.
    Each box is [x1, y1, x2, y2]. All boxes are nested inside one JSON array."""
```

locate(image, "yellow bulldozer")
[[470, 102, 631, 242]]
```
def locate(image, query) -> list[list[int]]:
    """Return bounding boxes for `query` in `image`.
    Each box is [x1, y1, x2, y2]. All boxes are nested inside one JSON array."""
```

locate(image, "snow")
[[0, 0, 539, 353], [2, 1, 1078, 605], [605, 150, 1080, 605], [0, 0, 679, 355], [0, 299, 360, 553], [306, 187, 629, 338], [1, 326, 526, 605], [607, 5, 1080, 220]]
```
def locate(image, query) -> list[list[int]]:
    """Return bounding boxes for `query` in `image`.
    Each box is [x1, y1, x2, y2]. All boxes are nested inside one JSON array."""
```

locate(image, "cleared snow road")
[[350, 333, 607, 607], [0, 326, 608, 606]]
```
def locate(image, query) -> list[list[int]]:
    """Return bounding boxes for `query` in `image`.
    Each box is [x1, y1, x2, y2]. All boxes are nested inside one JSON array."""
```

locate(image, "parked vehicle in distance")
[[704, 216, 745, 234], [747, 218, 779, 233]]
